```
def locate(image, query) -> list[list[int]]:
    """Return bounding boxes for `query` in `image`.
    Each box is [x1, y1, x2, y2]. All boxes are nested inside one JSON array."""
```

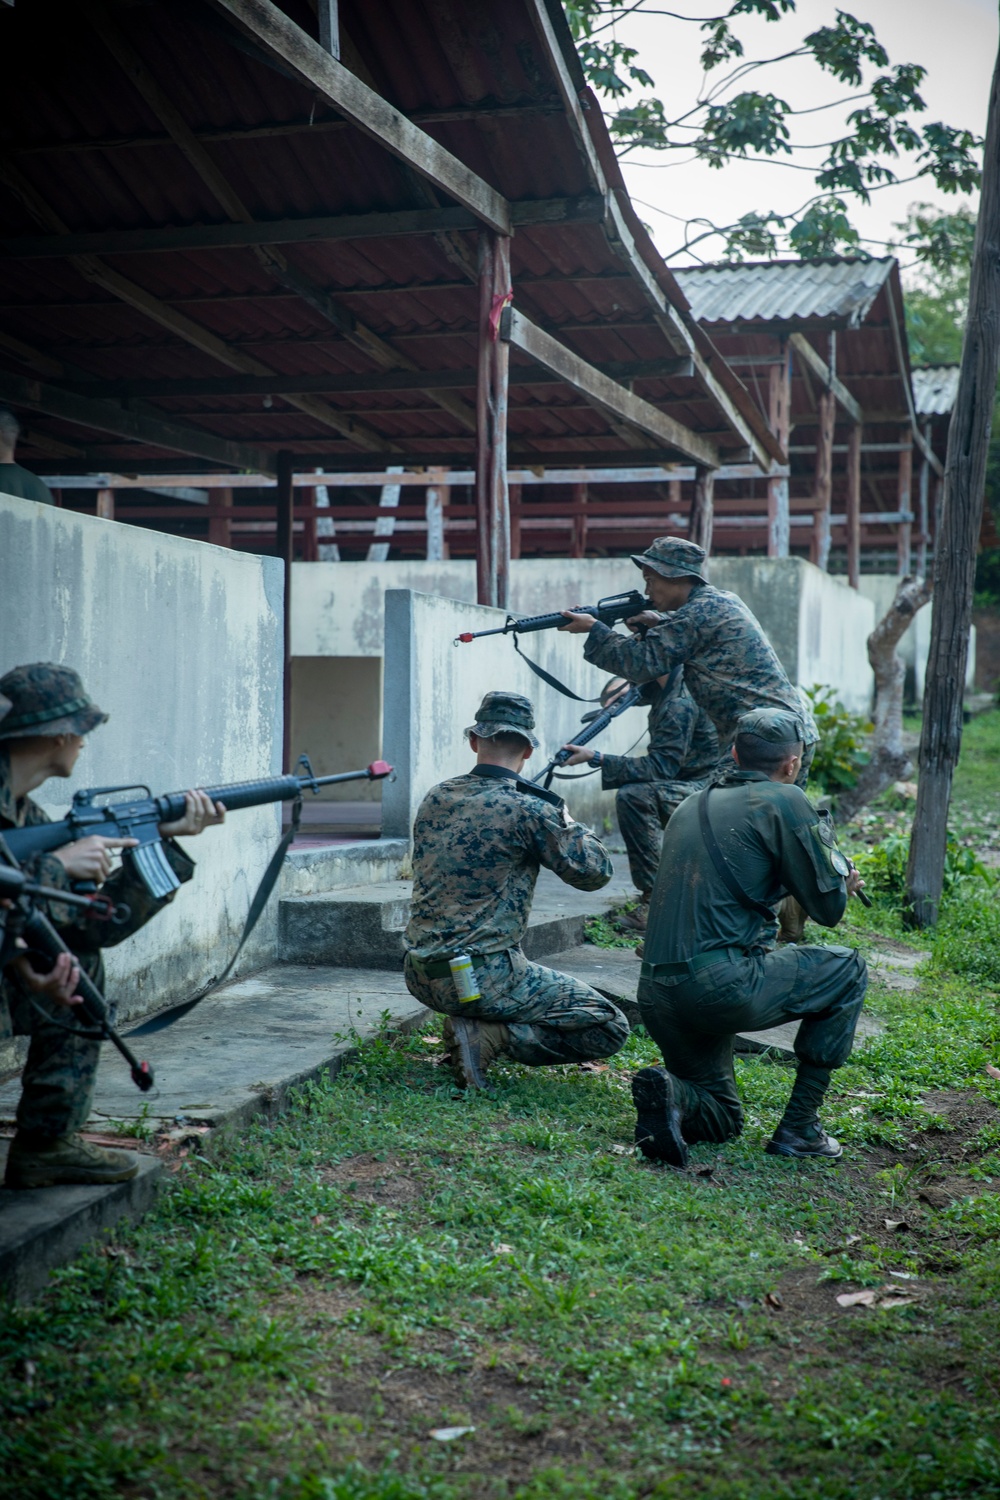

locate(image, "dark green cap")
[[735, 707, 806, 745], [465, 690, 538, 749], [0, 662, 108, 740], [631, 535, 708, 581]]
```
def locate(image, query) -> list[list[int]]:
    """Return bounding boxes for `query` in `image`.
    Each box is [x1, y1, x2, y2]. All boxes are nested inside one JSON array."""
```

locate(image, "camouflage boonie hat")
[[465, 690, 539, 749], [735, 707, 807, 745], [631, 535, 708, 581], [0, 663, 108, 740]]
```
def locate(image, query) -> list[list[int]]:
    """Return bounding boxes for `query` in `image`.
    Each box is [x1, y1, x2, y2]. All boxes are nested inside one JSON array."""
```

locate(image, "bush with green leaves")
[[803, 685, 873, 794]]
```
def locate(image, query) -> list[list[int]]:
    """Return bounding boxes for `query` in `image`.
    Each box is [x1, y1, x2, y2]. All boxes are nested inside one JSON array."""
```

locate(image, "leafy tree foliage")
[[564, 1, 981, 260]]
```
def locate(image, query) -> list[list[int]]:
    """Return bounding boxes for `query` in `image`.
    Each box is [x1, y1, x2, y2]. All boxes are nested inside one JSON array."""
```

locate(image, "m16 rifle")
[[454, 590, 650, 645], [532, 684, 643, 790]]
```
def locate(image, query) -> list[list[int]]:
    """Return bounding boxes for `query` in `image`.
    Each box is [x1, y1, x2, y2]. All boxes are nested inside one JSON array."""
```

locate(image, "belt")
[[406, 951, 490, 981], [642, 946, 754, 981]]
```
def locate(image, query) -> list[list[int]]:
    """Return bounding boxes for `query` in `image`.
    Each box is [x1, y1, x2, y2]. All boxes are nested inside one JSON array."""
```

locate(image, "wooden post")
[[95, 487, 115, 519], [845, 425, 861, 589], [509, 481, 522, 560], [475, 231, 511, 606], [313, 469, 340, 561], [317, 0, 339, 58], [367, 466, 403, 562], [276, 449, 294, 774], [916, 421, 931, 576], [668, 478, 682, 512], [300, 485, 317, 561], [767, 342, 791, 557], [810, 389, 835, 569], [689, 466, 715, 555], [208, 485, 233, 547], [896, 427, 913, 576], [570, 481, 588, 558], [425, 467, 448, 560]]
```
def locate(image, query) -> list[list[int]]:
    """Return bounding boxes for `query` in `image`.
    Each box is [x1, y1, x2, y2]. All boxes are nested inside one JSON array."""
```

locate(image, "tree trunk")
[[905, 36, 1000, 926], [836, 575, 932, 822]]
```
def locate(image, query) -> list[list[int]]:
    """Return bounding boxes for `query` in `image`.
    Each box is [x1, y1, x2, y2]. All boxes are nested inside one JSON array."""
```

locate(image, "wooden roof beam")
[[503, 309, 719, 468], [787, 333, 862, 424]]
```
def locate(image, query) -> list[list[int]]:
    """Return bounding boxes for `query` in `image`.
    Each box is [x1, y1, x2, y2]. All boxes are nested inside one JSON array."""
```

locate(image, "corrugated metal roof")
[[675, 258, 895, 329], [912, 365, 960, 416]]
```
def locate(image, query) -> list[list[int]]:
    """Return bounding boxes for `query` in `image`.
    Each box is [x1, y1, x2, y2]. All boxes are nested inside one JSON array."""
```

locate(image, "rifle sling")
[[129, 795, 303, 1036], [511, 633, 600, 703], [696, 788, 776, 923]]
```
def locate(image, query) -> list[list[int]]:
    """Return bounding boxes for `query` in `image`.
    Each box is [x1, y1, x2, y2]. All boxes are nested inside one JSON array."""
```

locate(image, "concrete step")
[[279, 861, 635, 968], [281, 836, 409, 898]]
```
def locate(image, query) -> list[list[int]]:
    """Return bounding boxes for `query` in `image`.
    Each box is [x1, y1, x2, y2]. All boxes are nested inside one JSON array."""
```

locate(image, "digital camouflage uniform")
[[0, 666, 194, 1138], [600, 675, 719, 896], [404, 696, 627, 1066], [636, 708, 866, 1148], [582, 537, 818, 783]]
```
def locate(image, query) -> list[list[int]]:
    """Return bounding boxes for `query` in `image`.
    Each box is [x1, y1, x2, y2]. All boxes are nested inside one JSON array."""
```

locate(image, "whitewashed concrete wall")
[[381, 589, 650, 838], [857, 576, 976, 700], [0, 494, 284, 1024]]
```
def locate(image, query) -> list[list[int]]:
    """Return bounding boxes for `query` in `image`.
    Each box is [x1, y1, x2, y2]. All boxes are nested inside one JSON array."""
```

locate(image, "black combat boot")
[[631, 1066, 689, 1168], [765, 1121, 842, 1160]]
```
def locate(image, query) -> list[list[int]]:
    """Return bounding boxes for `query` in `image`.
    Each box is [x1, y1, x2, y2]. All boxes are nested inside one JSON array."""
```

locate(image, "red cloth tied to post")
[[489, 290, 513, 341]]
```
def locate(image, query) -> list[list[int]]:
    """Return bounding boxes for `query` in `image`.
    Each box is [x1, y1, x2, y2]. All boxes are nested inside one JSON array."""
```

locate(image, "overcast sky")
[[602, 0, 997, 277]]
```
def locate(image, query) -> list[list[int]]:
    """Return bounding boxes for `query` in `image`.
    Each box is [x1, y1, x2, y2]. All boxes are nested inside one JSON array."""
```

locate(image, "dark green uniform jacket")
[[599, 678, 718, 791], [0, 463, 55, 506], [643, 768, 847, 967]]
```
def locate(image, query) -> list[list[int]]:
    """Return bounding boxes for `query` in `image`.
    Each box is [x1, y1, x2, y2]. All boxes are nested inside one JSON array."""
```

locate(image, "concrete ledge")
[[0, 1146, 163, 1303], [282, 837, 409, 897]]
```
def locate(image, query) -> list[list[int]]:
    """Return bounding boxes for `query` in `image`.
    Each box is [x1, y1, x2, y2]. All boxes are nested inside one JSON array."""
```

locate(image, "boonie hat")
[[735, 706, 807, 745], [0, 663, 108, 740], [631, 535, 708, 581], [465, 690, 539, 748]]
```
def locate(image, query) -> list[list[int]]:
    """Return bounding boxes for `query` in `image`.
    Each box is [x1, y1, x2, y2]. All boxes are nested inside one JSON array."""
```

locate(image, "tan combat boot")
[[448, 1017, 509, 1089], [617, 891, 652, 933], [4, 1132, 140, 1189]]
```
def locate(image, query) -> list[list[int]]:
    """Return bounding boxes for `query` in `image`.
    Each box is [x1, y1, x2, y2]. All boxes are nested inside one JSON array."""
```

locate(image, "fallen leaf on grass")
[[884, 1218, 910, 1232], [609, 1143, 631, 1155], [429, 1426, 475, 1442], [986, 1064, 1000, 1081], [837, 1284, 923, 1310], [578, 1061, 608, 1073], [493, 1243, 514, 1256], [420, 1036, 442, 1046], [765, 1291, 784, 1310]]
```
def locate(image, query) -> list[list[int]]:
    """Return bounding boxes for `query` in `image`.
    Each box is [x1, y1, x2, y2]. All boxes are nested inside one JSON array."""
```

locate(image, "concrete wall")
[[858, 576, 976, 701], [290, 657, 383, 802], [0, 493, 284, 1026], [381, 589, 650, 838]]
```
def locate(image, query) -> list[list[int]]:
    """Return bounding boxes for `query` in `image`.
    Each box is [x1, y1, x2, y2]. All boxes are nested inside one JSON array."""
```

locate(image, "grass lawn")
[[2, 722, 999, 1500]]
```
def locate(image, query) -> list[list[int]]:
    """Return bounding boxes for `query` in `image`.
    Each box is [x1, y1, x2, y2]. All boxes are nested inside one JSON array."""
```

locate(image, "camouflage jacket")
[[643, 767, 849, 966], [0, 747, 194, 952], [405, 764, 613, 960], [583, 583, 818, 752], [600, 677, 719, 790]]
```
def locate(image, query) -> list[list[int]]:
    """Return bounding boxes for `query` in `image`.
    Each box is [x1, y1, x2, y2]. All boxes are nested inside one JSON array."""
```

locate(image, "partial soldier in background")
[[0, 662, 224, 1189], [559, 672, 718, 933], [403, 691, 628, 1088], [630, 707, 867, 1168], [0, 406, 55, 506], [559, 535, 820, 944]]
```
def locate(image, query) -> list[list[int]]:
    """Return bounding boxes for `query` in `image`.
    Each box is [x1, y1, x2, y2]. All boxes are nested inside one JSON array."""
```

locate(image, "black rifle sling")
[[511, 633, 599, 703], [696, 788, 776, 923], [130, 796, 303, 1036]]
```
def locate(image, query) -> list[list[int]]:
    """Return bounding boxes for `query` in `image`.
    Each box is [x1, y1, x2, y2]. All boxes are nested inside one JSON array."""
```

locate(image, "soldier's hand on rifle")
[[560, 744, 596, 766], [559, 609, 597, 633], [158, 788, 227, 839], [625, 609, 664, 634], [52, 835, 139, 883], [846, 867, 867, 899], [11, 948, 83, 1009]]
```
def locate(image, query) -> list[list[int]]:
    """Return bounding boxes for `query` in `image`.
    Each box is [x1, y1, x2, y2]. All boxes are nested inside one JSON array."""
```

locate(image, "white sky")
[[600, 0, 997, 277]]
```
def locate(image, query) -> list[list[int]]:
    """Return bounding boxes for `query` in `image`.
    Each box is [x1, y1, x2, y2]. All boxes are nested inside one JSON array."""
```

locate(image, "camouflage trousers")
[[0, 948, 104, 1138], [637, 943, 867, 1143], [404, 947, 629, 1067], [615, 780, 700, 895]]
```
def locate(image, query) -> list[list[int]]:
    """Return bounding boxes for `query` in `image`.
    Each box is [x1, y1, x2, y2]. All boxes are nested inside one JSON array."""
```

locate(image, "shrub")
[[804, 684, 873, 793]]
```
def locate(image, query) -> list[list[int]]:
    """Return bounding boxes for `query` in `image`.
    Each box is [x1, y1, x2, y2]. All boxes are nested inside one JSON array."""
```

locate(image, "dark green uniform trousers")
[[637, 943, 867, 1142], [1, 948, 105, 1138]]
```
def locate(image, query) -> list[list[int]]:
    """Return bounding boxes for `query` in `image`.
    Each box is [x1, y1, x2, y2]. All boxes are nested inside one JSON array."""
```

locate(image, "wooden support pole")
[[95, 487, 115, 519], [425, 468, 449, 560], [668, 478, 682, 511], [767, 345, 791, 557], [475, 232, 511, 606], [845, 425, 862, 590], [367, 466, 404, 561], [299, 485, 317, 561], [690, 467, 715, 555], [811, 390, 835, 569], [570, 482, 588, 558], [317, 0, 339, 58], [896, 427, 914, 576], [276, 449, 294, 774], [208, 485, 233, 547], [917, 421, 931, 576], [509, 482, 522, 560]]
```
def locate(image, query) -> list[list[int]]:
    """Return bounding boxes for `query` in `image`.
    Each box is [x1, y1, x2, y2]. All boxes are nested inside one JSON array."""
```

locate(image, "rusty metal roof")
[[675, 258, 895, 329], [912, 365, 960, 417]]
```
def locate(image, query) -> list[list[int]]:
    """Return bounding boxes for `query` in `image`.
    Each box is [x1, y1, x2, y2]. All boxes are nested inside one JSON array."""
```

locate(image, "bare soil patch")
[[318, 1149, 423, 1208]]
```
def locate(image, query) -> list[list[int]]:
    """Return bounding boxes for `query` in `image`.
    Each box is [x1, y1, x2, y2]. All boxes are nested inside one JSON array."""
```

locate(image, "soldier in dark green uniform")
[[630, 707, 867, 1166], [403, 691, 628, 1089], [560, 672, 718, 931], [0, 662, 225, 1188]]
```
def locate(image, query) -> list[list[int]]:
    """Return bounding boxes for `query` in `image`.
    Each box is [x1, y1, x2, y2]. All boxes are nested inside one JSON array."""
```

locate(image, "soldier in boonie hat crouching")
[[558, 534, 821, 944], [403, 690, 629, 1089], [629, 706, 868, 1167], [0, 663, 226, 1190]]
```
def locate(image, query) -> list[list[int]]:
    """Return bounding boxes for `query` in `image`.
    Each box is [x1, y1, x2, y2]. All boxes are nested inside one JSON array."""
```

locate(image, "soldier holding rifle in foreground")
[[403, 692, 628, 1089], [559, 536, 820, 944], [0, 663, 224, 1189], [630, 708, 868, 1167]]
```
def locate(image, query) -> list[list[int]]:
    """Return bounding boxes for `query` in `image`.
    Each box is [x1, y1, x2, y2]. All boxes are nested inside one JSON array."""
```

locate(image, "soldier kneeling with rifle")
[[0, 663, 225, 1190], [403, 692, 629, 1089]]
